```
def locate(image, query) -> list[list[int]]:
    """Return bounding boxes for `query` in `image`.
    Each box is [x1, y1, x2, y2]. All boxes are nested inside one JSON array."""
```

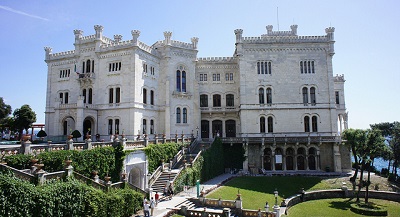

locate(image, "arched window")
[[200, 94, 208, 107], [213, 94, 221, 107], [176, 70, 181, 92], [312, 116, 318, 132], [116, 87, 120, 103], [86, 59, 91, 73], [108, 119, 113, 135], [257, 62, 260, 74], [150, 119, 154, 134], [142, 119, 147, 134], [266, 88, 272, 105], [183, 108, 187, 123], [268, 116, 273, 133], [226, 94, 234, 107], [176, 66, 187, 92], [143, 88, 147, 104], [88, 88, 92, 104], [300, 61, 303, 73], [304, 116, 310, 132], [64, 92, 69, 104], [302, 87, 308, 104], [182, 71, 186, 92], [310, 87, 316, 105], [109, 88, 114, 103], [150, 90, 154, 105], [176, 108, 181, 123], [115, 119, 120, 134], [260, 117, 266, 133], [259, 88, 265, 104], [83, 89, 87, 104]]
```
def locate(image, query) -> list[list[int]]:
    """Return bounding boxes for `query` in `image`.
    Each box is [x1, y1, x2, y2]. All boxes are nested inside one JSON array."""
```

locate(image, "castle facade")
[[44, 24, 350, 172]]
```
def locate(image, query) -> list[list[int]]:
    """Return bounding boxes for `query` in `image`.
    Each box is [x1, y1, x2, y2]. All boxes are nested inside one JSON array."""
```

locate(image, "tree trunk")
[[350, 146, 359, 193], [365, 163, 371, 204], [356, 160, 365, 203]]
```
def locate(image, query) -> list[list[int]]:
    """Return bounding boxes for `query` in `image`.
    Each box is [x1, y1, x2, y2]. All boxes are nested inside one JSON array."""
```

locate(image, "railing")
[[127, 182, 147, 196], [0, 163, 35, 182], [242, 209, 275, 217], [189, 137, 200, 153], [73, 171, 107, 191], [171, 150, 183, 169], [44, 171, 65, 181], [149, 165, 163, 187]]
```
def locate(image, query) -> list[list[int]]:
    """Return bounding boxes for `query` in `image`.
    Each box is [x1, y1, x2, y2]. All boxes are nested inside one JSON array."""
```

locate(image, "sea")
[[371, 157, 400, 175]]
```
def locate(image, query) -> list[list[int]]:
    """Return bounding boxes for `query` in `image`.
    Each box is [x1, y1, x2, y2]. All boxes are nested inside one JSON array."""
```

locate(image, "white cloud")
[[0, 5, 49, 21]]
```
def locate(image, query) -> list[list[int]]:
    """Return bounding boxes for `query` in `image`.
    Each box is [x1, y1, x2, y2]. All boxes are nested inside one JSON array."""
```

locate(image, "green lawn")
[[206, 176, 400, 216], [207, 176, 329, 210], [288, 198, 400, 217]]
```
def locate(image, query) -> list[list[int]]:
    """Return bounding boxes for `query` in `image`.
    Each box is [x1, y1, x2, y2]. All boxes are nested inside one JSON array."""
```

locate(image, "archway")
[[129, 167, 142, 188], [62, 116, 75, 135], [286, 147, 294, 170], [212, 120, 222, 137], [275, 148, 283, 170], [308, 147, 317, 170], [83, 117, 94, 136], [264, 148, 272, 170], [297, 147, 306, 170]]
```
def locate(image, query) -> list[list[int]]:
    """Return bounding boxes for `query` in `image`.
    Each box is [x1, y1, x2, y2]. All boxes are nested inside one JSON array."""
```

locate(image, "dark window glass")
[[183, 108, 187, 123], [259, 88, 265, 104], [176, 108, 181, 123], [143, 88, 147, 104], [266, 88, 272, 104], [260, 117, 266, 133], [312, 116, 318, 132], [304, 116, 310, 132], [226, 94, 234, 107], [268, 117, 273, 133], [302, 87, 308, 104], [213, 94, 221, 107], [109, 88, 114, 103], [200, 94, 208, 107]]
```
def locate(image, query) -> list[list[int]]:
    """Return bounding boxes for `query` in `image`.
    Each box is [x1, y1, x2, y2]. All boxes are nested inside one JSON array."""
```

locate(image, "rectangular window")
[[226, 94, 234, 107], [150, 120, 154, 134], [200, 74, 204, 81], [212, 74, 220, 81], [225, 73, 233, 81], [59, 93, 63, 104], [335, 91, 340, 104], [204, 74, 207, 81], [143, 119, 147, 134], [213, 95, 221, 107], [257, 61, 272, 74], [200, 95, 208, 107], [301, 61, 315, 74], [150, 90, 154, 105], [143, 88, 147, 104]]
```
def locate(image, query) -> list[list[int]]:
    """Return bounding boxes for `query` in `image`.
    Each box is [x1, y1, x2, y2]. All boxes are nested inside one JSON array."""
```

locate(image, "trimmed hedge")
[[0, 171, 143, 217], [350, 202, 388, 216], [144, 143, 182, 173], [201, 138, 225, 182]]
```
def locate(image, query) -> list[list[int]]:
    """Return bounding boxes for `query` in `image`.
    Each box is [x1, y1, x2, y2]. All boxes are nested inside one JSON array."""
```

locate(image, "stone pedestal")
[[223, 208, 230, 217], [273, 205, 280, 217]]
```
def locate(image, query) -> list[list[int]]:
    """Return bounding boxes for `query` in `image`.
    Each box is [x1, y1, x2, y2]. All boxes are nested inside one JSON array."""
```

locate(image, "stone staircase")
[[174, 199, 197, 210], [151, 169, 179, 194]]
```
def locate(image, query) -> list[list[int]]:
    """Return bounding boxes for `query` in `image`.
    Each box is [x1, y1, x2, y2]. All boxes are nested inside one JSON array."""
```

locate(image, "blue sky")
[[0, 0, 399, 129]]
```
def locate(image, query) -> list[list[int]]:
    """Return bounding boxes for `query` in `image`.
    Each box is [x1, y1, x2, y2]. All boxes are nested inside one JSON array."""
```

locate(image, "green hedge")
[[0, 171, 143, 217], [201, 138, 225, 182], [144, 143, 182, 173], [173, 156, 203, 192], [5, 147, 119, 181]]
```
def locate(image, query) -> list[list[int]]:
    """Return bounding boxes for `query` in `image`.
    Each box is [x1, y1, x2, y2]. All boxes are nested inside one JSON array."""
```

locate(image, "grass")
[[207, 176, 330, 210], [288, 198, 400, 217], [206, 176, 400, 216]]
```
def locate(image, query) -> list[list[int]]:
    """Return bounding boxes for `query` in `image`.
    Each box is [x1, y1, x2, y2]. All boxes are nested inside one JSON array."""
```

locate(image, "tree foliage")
[[13, 104, 36, 136], [0, 97, 12, 120], [342, 128, 385, 203], [370, 121, 400, 177]]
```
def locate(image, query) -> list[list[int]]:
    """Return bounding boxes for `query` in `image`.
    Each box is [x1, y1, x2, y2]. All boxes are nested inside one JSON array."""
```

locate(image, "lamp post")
[[273, 188, 280, 216]]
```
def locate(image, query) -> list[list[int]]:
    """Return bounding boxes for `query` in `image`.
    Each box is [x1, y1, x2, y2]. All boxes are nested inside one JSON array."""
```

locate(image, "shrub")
[[144, 143, 182, 173], [4, 154, 33, 169]]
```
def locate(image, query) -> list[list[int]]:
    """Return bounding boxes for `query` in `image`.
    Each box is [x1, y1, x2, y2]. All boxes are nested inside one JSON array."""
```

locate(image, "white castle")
[[44, 24, 350, 172]]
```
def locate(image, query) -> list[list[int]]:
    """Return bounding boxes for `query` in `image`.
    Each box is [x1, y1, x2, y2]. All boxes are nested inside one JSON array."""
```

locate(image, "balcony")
[[200, 106, 239, 113], [77, 72, 95, 85]]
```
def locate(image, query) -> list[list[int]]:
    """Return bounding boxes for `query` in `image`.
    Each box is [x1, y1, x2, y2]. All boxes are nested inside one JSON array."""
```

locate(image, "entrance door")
[[212, 120, 222, 137], [201, 120, 209, 139], [264, 148, 272, 170], [225, 120, 236, 137], [83, 119, 92, 136]]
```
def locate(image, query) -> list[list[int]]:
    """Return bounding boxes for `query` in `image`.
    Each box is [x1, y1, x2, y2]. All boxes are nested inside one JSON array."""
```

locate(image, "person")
[[143, 200, 150, 217], [154, 192, 159, 206], [149, 197, 155, 216], [163, 183, 168, 197], [110, 134, 115, 142], [168, 183, 174, 200]]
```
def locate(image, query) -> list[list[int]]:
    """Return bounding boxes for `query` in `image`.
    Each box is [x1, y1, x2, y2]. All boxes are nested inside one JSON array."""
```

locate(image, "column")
[[271, 149, 276, 171], [242, 143, 248, 172]]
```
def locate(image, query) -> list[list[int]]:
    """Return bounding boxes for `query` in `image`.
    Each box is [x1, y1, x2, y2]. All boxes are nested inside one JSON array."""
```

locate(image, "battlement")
[[242, 35, 328, 43], [334, 74, 345, 82], [138, 41, 153, 53], [197, 57, 235, 62], [48, 50, 75, 59]]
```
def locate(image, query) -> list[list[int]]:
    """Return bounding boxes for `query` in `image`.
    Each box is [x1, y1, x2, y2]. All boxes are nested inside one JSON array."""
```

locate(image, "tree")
[[0, 97, 12, 120], [13, 105, 36, 138], [370, 122, 400, 177]]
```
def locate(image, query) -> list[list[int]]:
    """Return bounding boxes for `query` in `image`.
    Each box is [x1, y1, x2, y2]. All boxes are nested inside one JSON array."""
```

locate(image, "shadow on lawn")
[[328, 200, 352, 210], [224, 176, 323, 197]]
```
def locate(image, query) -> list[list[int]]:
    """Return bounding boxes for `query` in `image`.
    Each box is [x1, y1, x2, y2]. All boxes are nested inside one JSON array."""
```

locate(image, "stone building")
[[44, 24, 350, 172]]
